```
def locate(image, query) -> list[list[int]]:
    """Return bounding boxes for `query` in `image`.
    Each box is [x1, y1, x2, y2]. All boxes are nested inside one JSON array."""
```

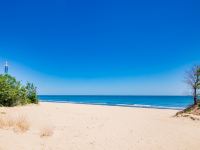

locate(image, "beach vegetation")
[[176, 66, 200, 117], [0, 115, 30, 133], [0, 74, 38, 107], [14, 115, 30, 133], [25, 82, 38, 104], [40, 127, 54, 137], [185, 65, 200, 105]]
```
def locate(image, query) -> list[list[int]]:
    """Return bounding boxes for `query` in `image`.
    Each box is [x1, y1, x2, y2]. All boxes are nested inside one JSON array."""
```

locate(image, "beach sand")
[[0, 102, 200, 150]]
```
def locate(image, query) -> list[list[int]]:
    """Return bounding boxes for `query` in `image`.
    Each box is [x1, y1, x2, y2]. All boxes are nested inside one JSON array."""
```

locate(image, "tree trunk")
[[194, 88, 197, 105]]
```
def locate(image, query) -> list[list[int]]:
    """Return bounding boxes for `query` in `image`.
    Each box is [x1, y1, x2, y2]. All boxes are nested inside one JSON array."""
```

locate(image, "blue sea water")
[[39, 95, 193, 110]]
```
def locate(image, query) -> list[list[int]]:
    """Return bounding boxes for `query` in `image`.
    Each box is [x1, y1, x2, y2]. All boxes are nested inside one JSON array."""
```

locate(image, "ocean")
[[39, 95, 193, 110]]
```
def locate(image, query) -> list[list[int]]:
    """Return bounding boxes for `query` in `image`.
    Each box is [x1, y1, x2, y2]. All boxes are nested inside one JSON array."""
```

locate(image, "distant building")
[[4, 61, 8, 74]]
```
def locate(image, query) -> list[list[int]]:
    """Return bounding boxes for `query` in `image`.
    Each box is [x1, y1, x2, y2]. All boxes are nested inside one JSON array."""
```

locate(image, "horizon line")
[[38, 94, 192, 96]]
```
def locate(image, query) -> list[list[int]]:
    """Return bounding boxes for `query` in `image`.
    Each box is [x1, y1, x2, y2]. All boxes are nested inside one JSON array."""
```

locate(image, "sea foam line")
[[40, 99, 184, 110]]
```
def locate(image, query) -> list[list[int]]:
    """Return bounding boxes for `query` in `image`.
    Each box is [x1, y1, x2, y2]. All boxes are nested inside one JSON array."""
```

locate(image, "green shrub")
[[0, 74, 38, 107], [25, 82, 38, 104], [198, 100, 200, 109]]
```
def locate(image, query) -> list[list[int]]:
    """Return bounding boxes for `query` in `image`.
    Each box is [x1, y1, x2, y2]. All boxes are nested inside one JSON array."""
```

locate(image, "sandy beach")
[[0, 102, 200, 150]]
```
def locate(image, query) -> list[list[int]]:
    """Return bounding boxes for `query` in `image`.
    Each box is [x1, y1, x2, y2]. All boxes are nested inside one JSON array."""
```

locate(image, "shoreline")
[[39, 100, 184, 110]]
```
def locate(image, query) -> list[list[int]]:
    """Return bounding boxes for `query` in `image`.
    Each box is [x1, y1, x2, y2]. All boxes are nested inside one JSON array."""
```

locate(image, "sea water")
[[39, 95, 193, 110]]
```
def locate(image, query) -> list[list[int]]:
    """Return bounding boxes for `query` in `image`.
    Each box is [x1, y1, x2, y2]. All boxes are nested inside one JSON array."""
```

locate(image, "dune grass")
[[0, 115, 30, 133], [14, 115, 30, 133], [40, 127, 54, 137]]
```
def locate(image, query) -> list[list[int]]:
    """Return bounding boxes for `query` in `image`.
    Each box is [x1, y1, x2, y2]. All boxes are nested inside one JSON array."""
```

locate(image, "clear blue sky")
[[0, 0, 200, 95]]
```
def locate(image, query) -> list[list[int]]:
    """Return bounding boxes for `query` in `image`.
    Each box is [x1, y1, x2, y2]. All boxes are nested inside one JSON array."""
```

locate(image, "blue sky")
[[0, 0, 200, 95]]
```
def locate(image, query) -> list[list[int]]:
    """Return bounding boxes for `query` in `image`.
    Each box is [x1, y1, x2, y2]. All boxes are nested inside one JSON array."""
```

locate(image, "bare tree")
[[185, 65, 200, 105]]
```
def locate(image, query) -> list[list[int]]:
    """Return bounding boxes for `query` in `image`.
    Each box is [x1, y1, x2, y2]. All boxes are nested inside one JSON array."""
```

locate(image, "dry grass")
[[14, 115, 30, 133], [6, 117, 15, 127], [0, 117, 6, 128], [175, 102, 200, 121], [40, 127, 54, 137], [0, 115, 30, 133], [0, 111, 6, 115], [0, 116, 15, 129]]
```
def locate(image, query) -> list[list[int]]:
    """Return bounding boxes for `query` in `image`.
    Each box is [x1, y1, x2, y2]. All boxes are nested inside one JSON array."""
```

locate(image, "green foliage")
[[198, 102, 200, 109], [181, 104, 193, 113], [25, 82, 38, 104], [0, 74, 38, 107]]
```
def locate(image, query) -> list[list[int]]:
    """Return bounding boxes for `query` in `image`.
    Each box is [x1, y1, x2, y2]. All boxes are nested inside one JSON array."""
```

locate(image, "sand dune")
[[0, 102, 200, 150]]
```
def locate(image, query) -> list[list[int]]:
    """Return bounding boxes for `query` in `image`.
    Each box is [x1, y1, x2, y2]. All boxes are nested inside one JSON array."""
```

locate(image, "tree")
[[25, 82, 38, 104], [0, 74, 38, 106], [0, 74, 21, 106], [185, 65, 200, 105]]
